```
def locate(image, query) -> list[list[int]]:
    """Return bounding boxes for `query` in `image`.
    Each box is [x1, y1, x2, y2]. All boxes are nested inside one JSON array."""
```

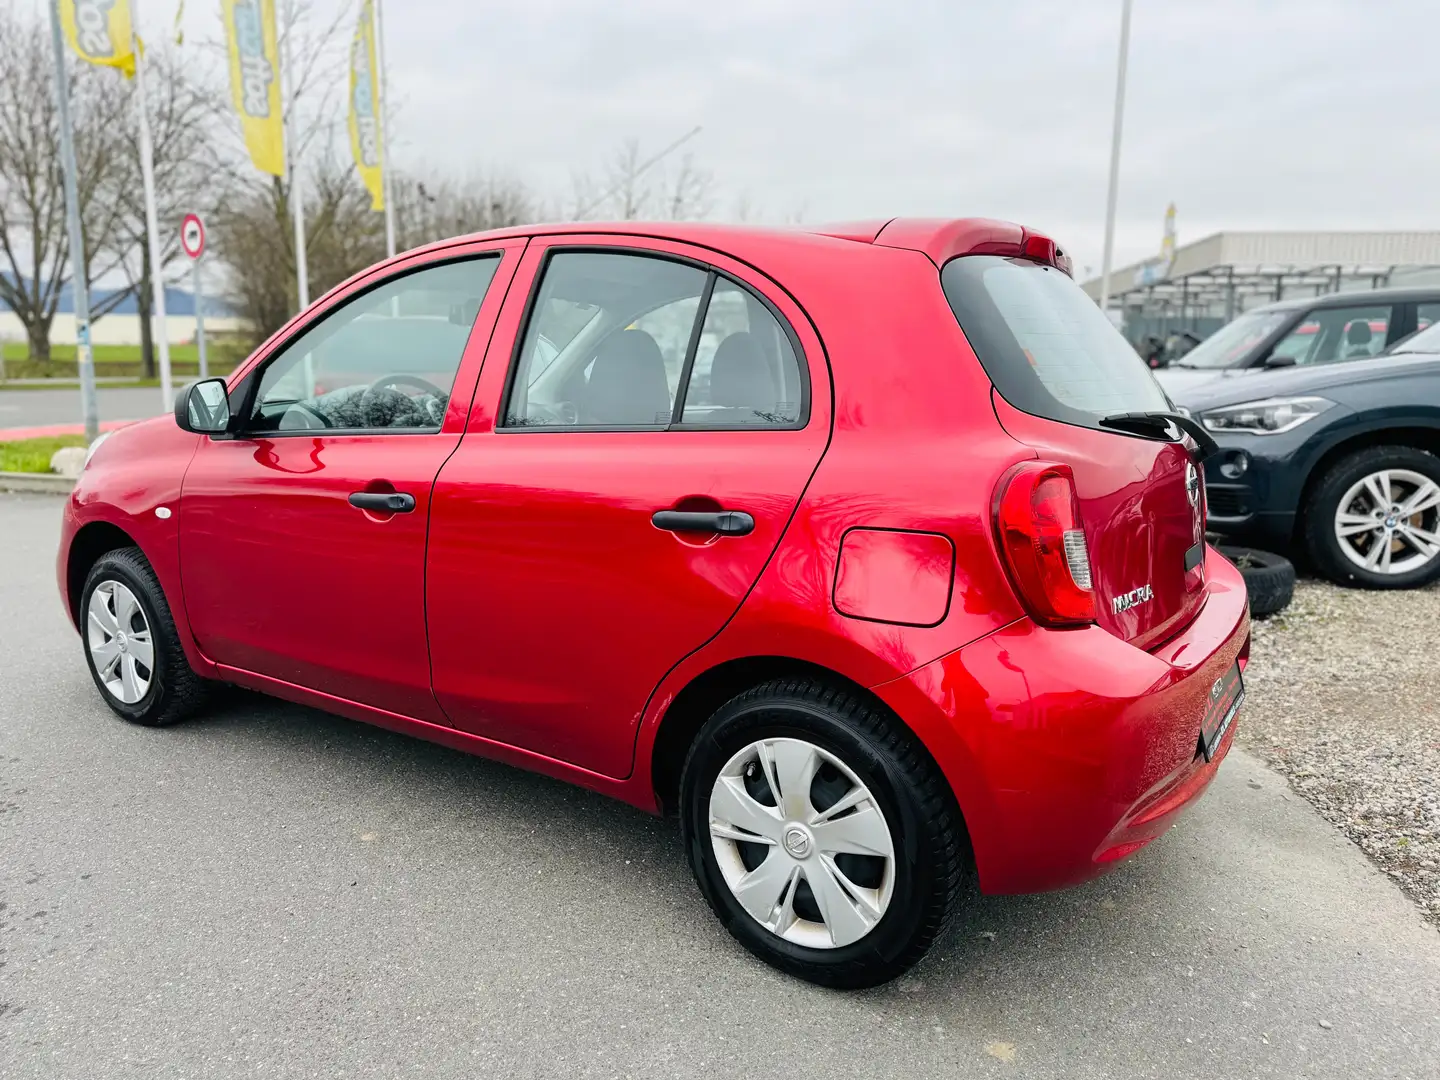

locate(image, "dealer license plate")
[[1200, 662, 1245, 762]]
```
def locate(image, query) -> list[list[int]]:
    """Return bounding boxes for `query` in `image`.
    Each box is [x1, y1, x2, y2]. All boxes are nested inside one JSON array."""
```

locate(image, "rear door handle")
[[651, 510, 755, 536], [349, 491, 416, 513]]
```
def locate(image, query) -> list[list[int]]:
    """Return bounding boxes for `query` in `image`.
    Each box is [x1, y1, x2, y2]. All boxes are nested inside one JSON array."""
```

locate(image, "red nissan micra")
[[58, 219, 1249, 988]]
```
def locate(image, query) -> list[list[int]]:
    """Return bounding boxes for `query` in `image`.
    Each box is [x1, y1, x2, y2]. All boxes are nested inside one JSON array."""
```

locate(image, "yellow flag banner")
[[222, 0, 285, 177], [348, 0, 384, 211], [59, 0, 138, 78]]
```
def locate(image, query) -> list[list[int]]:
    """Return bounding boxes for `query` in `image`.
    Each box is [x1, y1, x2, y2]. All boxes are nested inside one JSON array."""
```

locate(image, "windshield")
[[1172, 309, 1292, 369], [1389, 320, 1440, 355]]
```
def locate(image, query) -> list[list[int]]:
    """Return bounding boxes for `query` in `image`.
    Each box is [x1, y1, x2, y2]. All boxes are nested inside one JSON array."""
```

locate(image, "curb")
[[0, 471, 75, 495]]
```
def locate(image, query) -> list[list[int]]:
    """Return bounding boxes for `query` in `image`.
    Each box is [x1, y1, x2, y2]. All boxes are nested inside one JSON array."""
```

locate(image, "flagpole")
[[1097, 0, 1134, 318], [284, 23, 309, 309], [131, 1, 175, 409], [47, 0, 99, 444], [374, 0, 394, 258]]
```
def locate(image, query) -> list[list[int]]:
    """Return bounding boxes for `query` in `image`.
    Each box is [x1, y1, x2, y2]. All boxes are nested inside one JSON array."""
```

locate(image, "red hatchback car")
[[58, 219, 1249, 988]]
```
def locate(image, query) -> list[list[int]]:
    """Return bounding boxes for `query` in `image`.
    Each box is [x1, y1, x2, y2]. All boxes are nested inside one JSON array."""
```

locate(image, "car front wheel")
[[81, 547, 208, 726], [679, 678, 967, 989], [1305, 446, 1440, 588]]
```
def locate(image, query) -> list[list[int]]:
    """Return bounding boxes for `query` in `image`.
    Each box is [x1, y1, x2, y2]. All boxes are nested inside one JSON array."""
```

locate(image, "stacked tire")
[[1217, 545, 1295, 617]]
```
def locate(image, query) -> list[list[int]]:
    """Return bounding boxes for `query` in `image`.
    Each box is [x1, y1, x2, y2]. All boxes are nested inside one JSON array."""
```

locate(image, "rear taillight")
[[994, 462, 1095, 626]]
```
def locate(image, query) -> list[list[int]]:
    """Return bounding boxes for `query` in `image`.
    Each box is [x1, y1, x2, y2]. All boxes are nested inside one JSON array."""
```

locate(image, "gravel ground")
[[1241, 576, 1440, 925]]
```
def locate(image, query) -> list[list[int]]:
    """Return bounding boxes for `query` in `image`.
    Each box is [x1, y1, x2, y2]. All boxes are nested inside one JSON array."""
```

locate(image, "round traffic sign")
[[180, 213, 206, 260]]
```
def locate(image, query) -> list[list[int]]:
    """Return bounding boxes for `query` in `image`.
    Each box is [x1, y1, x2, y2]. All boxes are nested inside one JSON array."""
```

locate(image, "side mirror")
[[1263, 354, 1297, 369], [174, 378, 232, 435]]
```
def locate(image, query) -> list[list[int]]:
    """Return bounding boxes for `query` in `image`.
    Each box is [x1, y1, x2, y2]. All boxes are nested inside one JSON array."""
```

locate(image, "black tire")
[[80, 547, 208, 727], [679, 678, 967, 989], [1303, 445, 1440, 589], [1217, 545, 1296, 616]]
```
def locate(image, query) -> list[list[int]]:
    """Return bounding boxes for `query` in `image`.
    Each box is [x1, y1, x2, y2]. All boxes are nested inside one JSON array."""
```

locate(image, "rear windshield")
[[941, 255, 1170, 429]]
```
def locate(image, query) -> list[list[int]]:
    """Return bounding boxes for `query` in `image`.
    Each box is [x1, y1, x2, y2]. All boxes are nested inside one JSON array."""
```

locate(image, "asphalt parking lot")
[[0, 387, 162, 431], [3, 492, 1439, 1079]]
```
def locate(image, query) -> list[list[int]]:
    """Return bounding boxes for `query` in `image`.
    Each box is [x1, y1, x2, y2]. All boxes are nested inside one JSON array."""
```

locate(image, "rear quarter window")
[[941, 255, 1170, 429]]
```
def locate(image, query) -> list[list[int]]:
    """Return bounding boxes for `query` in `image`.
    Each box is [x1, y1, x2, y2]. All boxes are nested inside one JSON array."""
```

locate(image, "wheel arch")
[[648, 654, 964, 827], [67, 520, 141, 624]]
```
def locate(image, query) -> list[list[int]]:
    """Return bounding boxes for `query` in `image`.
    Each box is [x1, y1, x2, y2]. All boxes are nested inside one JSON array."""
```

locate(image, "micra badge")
[[1111, 585, 1153, 615]]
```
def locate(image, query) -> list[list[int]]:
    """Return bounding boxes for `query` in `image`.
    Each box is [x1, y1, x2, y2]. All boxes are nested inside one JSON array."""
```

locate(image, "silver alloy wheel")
[[87, 580, 154, 704], [1333, 468, 1440, 575], [708, 737, 896, 949]]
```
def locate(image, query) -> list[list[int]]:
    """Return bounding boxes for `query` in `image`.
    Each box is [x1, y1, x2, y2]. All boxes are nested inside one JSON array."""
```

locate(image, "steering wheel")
[[359, 374, 449, 427], [366, 374, 447, 398], [277, 400, 334, 429]]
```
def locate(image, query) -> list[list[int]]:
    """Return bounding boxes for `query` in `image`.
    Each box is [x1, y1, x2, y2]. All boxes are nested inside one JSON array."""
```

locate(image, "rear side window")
[[941, 256, 1169, 429], [504, 251, 806, 430]]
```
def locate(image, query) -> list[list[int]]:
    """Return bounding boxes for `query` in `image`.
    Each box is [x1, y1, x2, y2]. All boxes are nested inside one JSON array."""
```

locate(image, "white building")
[[1083, 230, 1440, 342], [0, 311, 249, 349]]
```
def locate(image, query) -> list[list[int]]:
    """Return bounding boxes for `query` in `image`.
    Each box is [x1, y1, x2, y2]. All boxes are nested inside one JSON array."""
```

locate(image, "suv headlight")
[[83, 430, 113, 468], [1200, 396, 1334, 435]]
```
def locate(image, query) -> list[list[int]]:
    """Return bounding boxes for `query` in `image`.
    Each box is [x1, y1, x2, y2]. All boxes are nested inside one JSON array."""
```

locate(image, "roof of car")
[[1249, 285, 1440, 314], [406, 218, 1063, 270]]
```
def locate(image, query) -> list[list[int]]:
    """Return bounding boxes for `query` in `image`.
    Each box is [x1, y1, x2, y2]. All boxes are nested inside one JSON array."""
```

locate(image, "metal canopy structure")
[[1082, 231, 1440, 327]]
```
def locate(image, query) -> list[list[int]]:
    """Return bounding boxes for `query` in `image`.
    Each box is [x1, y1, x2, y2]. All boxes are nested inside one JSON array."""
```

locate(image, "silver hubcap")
[[708, 737, 896, 950], [87, 581, 153, 704], [1334, 469, 1440, 575]]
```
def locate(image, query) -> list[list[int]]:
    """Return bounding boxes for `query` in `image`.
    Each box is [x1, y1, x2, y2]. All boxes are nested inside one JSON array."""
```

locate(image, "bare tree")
[[215, 152, 376, 343], [0, 9, 130, 364], [571, 137, 713, 222], [727, 192, 808, 226], [662, 153, 713, 221], [218, 161, 542, 344], [100, 47, 232, 377], [392, 172, 538, 248]]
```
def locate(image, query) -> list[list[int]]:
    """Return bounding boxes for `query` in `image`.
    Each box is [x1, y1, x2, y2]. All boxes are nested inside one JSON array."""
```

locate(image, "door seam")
[[422, 237, 533, 719]]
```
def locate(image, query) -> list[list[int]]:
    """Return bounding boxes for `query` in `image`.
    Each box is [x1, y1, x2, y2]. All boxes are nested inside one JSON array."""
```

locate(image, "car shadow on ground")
[[185, 687, 1187, 1002]]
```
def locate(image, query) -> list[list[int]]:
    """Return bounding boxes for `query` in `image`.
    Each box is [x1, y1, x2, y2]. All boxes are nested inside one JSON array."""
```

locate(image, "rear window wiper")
[[1099, 411, 1219, 462]]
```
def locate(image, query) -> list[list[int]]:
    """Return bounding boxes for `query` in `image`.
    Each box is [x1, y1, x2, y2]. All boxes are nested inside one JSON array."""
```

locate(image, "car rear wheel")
[[679, 678, 967, 989], [81, 548, 208, 726], [1305, 446, 1440, 589]]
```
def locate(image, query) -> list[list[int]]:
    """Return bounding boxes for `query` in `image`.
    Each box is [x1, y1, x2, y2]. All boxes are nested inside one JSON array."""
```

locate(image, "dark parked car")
[[1155, 286, 1440, 398], [1175, 326, 1440, 588]]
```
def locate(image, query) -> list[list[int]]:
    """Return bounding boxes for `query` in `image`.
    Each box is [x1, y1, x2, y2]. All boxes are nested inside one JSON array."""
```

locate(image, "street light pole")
[[1097, 0, 1134, 319], [46, 0, 99, 443]]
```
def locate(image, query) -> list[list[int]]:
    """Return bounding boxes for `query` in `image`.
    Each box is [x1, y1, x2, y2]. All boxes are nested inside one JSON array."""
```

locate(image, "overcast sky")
[[112, 0, 1440, 276]]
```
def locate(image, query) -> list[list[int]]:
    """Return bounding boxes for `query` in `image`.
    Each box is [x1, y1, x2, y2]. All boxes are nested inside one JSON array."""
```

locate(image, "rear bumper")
[[873, 546, 1251, 894]]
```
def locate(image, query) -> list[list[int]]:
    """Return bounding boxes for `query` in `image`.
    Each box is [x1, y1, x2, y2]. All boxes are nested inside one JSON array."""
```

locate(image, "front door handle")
[[349, 491, 416, 513], [651, 509, 755, 536]]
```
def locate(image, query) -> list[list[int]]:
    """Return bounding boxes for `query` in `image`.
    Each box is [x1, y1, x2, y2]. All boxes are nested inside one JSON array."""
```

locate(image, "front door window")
[[251, 257, 501, 433], [1268, 304, 1392, 366]]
